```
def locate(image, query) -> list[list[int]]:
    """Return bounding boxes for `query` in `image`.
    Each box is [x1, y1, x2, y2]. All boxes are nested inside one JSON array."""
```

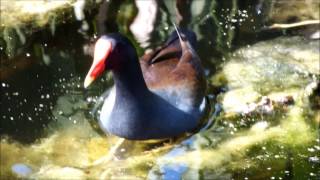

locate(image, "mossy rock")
[[0, 0, 99, 59]]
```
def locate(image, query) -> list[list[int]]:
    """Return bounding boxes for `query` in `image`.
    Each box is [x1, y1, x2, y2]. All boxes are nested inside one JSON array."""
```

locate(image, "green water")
[[0, 0, 319, 179]]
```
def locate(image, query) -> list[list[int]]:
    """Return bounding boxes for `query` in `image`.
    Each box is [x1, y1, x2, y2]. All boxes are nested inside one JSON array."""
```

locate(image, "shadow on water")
[[0, 19, 92, 143]]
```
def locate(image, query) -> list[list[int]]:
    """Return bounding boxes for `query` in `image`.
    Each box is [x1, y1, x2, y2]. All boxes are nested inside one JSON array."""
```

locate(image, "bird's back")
[[140, 30, 206, 113]]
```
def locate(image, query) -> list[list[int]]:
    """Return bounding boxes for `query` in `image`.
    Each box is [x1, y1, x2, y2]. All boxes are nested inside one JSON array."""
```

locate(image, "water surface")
[[0, 0, 319, 179]]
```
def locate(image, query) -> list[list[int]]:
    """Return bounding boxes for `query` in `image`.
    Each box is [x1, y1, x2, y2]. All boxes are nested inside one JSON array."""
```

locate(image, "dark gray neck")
[[111, 58, 149, 102]]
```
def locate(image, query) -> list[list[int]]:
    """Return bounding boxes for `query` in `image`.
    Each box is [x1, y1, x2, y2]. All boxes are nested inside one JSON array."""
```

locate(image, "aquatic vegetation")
[[0, 0, 319, 179]]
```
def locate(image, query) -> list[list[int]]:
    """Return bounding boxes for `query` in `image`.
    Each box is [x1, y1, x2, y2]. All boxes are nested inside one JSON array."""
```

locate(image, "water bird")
[[84, 27, 209, 140]]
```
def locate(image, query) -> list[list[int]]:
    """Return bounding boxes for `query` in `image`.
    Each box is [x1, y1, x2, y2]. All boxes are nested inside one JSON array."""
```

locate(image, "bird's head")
[[84, 34, 136, 88]]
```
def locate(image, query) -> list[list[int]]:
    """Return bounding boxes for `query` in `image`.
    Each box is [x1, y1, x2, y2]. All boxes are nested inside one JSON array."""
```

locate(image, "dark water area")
[[0, 0, 319, 179], [0, 21, 90, 142]]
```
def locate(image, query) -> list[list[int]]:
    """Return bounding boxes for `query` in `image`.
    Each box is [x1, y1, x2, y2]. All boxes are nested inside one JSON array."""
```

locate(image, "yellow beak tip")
[[84, 77, 94, 88]]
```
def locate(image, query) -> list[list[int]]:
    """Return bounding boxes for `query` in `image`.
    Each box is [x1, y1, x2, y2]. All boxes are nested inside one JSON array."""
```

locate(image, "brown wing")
[[139, 36, 206, 108]]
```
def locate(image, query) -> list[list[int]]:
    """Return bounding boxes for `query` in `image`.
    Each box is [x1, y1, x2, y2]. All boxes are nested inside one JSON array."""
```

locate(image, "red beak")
[[84, 37, 112, 88]]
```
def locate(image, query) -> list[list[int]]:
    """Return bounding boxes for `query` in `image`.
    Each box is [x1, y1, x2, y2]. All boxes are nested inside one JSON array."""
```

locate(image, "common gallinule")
[[84, 27, 209, 140]]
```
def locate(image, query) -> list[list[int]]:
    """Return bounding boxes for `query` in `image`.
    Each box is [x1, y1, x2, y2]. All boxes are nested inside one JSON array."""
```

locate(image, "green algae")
[[0, 0, 100, 59]]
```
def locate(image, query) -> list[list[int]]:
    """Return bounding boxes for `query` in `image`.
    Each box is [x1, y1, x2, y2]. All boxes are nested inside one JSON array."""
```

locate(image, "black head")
[[84, 33, 138, 88]]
